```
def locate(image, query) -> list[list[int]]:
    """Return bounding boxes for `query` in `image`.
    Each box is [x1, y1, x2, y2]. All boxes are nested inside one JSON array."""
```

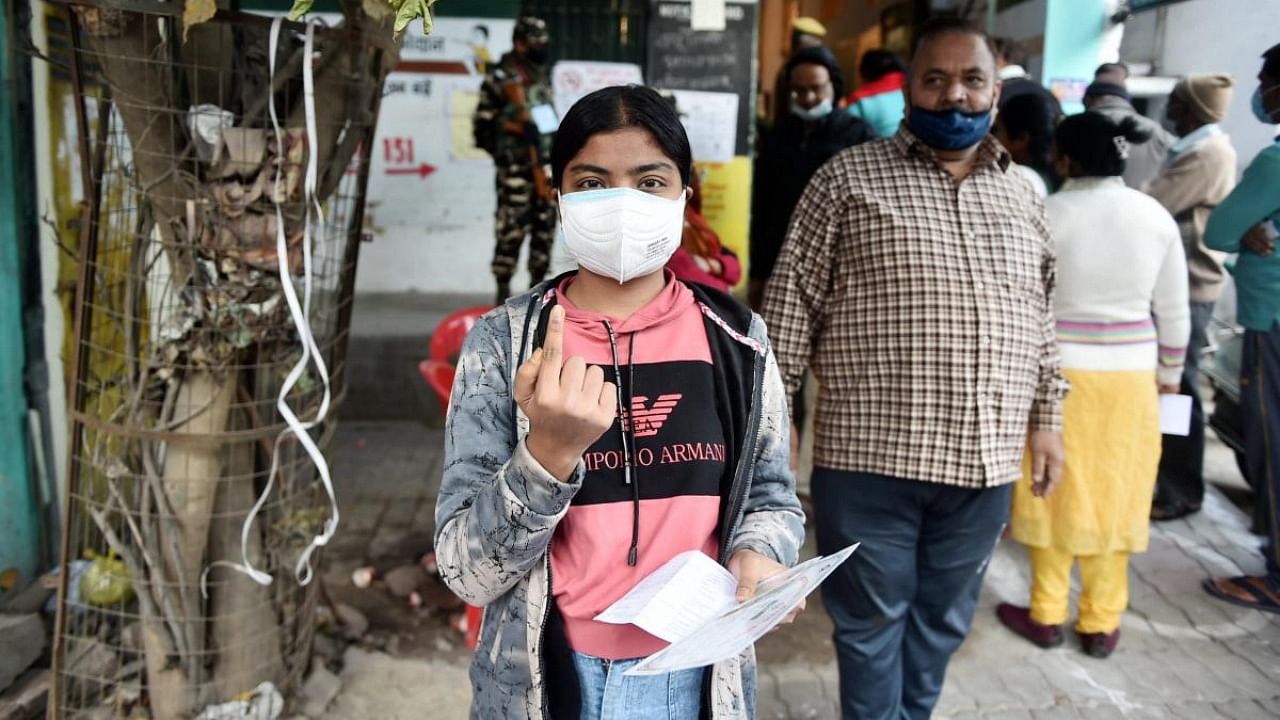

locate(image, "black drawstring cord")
[[601, 320, 642, 567], [602, 321, 631, 485], [625, 332, 639, 567]]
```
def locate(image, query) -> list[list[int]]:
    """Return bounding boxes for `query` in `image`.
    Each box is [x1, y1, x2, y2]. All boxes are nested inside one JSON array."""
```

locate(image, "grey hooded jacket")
[[434, 276, 805, 719]]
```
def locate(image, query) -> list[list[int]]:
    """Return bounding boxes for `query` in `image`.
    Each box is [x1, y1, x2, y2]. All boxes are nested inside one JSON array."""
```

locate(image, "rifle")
[[500, 79, 552, 202]]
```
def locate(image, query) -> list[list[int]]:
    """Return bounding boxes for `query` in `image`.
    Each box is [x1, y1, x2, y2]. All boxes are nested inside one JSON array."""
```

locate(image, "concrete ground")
[[316, 419, 1279, 719]]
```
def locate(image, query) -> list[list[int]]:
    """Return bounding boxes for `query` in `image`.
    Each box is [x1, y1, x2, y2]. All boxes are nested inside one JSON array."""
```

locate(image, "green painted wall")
[[0, 0, 39, 596], [1042, 0, 1109, 114]]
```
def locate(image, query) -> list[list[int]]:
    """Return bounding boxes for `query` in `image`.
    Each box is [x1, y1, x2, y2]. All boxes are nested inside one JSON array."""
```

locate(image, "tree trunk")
[[76, 11, 196, 283], [141, 617, 192, 718], [66, 4, 397, 713], [208, 421, 286, 700], [154, 370, 234, 714]]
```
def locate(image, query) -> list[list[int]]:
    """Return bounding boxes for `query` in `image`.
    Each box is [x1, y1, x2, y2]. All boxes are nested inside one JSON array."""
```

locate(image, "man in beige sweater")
[[1142, 73, 1238, 520]]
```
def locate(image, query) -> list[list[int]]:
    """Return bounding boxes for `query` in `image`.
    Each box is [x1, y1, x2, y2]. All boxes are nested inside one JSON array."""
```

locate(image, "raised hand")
[[516, 305, 619, 481]]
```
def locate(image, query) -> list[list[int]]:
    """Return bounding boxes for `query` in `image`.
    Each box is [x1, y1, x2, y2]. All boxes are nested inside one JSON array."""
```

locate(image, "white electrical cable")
[[291, 17, 339, 586], [204, 16, 337, 594]]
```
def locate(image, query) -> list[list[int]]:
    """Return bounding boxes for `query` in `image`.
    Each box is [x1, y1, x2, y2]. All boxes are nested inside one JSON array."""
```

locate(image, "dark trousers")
[[1240, 324, 1280, 581], [812, 469, 1012, 720], [491, 158, 555, 285], [1155, 301, 1216, 510]]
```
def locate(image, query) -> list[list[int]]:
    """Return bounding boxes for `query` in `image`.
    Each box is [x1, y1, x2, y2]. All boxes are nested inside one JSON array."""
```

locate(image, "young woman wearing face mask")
[[434, 84, 805, 720]]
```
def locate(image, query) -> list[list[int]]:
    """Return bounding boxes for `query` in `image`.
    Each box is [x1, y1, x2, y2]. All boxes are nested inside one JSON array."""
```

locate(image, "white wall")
[[1121, 0, 1278, 165], [993, 0, 1047, 46], [353, 17, 520, 295]]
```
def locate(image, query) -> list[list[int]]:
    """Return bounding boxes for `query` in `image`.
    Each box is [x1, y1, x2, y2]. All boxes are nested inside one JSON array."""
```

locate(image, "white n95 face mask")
[[558, 187, 687, 284]]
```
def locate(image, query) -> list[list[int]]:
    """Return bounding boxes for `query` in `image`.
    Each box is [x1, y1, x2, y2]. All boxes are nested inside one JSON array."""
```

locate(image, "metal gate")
[[523, 0, 649, 65]]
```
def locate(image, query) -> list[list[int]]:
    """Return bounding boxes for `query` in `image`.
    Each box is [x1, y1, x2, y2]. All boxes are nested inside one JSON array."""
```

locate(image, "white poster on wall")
[[552, 61, 646, 118], [667, 89, 738, 163], [690, 0, 727, 31]]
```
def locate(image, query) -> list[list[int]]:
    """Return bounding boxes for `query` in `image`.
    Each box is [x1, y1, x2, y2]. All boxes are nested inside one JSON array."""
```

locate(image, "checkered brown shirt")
[[763, 126, 1069, 489]]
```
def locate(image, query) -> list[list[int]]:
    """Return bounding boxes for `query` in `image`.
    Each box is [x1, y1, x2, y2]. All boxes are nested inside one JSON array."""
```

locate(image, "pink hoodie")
[[550, 273, 726, 659]]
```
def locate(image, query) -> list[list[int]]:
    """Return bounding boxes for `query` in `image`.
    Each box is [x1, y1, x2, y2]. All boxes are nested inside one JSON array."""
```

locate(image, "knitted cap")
[[792, 16, 827, 37], [1173, 73, 1235, 123]]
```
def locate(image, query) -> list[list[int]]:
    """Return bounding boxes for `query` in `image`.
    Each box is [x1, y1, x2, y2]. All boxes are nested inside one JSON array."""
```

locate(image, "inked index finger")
[[539, 305, 566, 384]]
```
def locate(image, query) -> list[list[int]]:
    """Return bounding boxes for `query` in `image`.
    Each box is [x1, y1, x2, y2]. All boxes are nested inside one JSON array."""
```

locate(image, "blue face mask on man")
[[1252, 84, 1279, 124], [907, 104, 994, 150]]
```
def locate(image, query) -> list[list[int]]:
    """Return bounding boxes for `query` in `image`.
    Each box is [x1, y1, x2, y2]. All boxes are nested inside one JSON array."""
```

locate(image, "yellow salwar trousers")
[[1028, 546, 1130, 634], [1013, 368, 1161, 635]]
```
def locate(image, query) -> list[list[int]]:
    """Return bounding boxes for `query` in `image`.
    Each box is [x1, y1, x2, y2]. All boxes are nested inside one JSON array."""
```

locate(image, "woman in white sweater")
[[998, 111, 1190, 659]]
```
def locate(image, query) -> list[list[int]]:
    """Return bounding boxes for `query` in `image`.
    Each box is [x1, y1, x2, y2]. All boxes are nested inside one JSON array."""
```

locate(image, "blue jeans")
[[572, 651, 705, 720], [812, 469, 1011, 720]]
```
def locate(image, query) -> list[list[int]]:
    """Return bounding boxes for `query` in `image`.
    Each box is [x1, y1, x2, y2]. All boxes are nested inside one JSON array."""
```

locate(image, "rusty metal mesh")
[[47, 4, 385, 717]]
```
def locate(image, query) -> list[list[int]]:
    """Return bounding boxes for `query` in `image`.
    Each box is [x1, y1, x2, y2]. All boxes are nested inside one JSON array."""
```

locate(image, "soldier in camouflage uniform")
[[473, 16, 556, 304]]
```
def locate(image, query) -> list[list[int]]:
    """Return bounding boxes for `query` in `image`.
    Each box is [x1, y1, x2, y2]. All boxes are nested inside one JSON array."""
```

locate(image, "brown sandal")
[[1202, 576, 1280, 615]]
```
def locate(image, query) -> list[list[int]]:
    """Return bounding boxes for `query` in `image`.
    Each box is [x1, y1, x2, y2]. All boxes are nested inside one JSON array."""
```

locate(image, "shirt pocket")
[[984, 217, 1044, 301]]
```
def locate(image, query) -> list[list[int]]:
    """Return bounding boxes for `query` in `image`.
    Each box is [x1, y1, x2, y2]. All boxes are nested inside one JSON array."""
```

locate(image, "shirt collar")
[[891, 124, 1012, 173], [1168, 123, 1222, 157], [998, 65, 1029, 81]]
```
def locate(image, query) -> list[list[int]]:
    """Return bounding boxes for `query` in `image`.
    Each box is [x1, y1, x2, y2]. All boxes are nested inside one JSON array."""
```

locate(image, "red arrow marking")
[[385, 163, 436, 178]]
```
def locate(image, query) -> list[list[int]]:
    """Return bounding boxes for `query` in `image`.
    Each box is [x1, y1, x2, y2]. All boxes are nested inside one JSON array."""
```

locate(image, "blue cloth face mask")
[[907, 105, 994, 150], [1252, 85, 1279, 124], [790, 99, 834, 121]]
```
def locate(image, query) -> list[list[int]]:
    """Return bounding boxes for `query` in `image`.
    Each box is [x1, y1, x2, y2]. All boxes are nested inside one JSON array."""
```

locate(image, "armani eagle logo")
[[620, 394, 683, 437]]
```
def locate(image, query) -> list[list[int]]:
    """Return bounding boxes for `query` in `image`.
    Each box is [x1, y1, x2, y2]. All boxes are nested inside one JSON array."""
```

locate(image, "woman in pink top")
[[434, 85, 805, 720]]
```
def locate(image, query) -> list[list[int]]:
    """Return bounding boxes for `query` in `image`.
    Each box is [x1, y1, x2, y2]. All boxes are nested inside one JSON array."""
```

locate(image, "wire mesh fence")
[[47, 2, 391, 717]]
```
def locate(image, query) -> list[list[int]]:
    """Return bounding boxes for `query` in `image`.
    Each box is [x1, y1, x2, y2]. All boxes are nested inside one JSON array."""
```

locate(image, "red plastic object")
[[428, 306, 493, 364], [418, 359, 456, 411], [465, 605, 483, 648]]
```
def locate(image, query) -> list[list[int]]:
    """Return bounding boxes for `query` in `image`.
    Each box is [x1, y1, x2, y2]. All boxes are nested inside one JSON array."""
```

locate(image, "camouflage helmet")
[[514, 16, 550, 45]]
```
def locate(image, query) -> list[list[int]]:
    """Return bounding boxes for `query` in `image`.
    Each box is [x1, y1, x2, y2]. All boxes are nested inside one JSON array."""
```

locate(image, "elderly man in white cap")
[[1144, 73, 1238, 522]]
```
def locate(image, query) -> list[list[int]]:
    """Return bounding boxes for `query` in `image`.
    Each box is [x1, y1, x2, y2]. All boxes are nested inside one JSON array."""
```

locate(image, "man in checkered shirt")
[[763, 18, 1069, 720]]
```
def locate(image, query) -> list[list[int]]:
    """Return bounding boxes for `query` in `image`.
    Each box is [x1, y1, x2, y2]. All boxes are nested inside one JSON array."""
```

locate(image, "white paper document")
[[668, 90, 738, 163], [690, 0, 727, 31], [596, 543, 860, 676], [1160, 393, 1193, 436], [595, 550, 740, 642]]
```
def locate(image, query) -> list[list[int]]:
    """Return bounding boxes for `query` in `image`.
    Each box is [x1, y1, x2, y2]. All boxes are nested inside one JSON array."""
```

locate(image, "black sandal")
[[1202, 576, 1280, 615]]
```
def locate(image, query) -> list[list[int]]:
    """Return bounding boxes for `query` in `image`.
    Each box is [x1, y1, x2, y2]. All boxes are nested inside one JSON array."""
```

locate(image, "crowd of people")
[[452, 13, 1280, 720]]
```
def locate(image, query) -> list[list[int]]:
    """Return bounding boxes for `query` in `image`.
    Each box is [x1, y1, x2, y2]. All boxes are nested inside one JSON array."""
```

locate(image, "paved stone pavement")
[[324, 421, 1280, 719]]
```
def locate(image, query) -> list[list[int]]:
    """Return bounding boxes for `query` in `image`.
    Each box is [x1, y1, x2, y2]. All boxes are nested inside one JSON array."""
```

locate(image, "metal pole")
[[49, 8, 109, 715]]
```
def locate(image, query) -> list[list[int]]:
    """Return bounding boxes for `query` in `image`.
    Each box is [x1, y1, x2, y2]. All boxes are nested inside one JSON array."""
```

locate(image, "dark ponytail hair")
[[551, 85, 693, 189], [1054, 111, 1152, 178]]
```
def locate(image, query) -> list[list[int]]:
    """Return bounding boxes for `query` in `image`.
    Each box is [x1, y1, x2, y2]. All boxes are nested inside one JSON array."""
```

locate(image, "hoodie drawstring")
[[602, 320, 641, 567]]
